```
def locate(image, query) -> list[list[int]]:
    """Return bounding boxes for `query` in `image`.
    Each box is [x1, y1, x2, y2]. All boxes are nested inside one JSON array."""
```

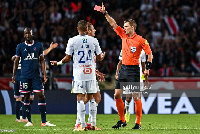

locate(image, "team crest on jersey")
[[145, 40, 149, 45], [33, 47, 36, 51], [131, 47, 136, 53]]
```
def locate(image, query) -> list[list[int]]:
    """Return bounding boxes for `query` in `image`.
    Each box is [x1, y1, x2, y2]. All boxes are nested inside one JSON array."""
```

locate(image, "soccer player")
[[116, 49, 147, 128], [50, 20, 105, 131], [12, 28, 56, 127], [100, 3, 153, 129], [74, 22, 104, 131], [12, 42, 58, 123]]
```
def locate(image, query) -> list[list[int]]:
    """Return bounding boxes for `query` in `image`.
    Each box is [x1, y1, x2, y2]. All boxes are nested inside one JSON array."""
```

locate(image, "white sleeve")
[[141, 50, 146, 62], [94, 38, 102, 55], [119, 50, 122, 60], [65, 38, 74, 55]]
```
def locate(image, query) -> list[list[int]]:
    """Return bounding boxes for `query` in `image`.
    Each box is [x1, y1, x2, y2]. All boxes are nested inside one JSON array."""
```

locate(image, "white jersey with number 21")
[[65, 35, 102, 81]]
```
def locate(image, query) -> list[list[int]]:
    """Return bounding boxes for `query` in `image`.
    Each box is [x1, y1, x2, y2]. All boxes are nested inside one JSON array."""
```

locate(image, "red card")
[[94, 5, 101, 11]]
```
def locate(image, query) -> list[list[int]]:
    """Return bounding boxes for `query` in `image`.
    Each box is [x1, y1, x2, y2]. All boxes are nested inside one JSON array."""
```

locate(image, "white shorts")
[[71, 80, 97, 94], [96, 81, 100, 92]]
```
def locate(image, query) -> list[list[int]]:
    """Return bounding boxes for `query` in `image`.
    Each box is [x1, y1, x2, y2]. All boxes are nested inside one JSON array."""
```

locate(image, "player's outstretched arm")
[[12, 56, 20, 83], [100, 3, 117, 30], [96, 52, 106, 61], [115, 60, 122, 79], [44, 42, 58, 55], [50, 54, 71, 66]]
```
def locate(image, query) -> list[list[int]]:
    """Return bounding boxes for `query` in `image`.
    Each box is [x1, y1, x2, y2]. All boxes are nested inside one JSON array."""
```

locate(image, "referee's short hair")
[[124, 19, 137, 30]]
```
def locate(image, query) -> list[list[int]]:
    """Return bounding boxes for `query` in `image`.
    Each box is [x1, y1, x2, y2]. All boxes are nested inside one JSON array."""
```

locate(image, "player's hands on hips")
[[12, 76, 16, 83], [50, 61, 57, 66], [100, 2, 106, 14], [96, 69, 105, 82], [43, 75, 48, 84], [50, 42, 58, 49]]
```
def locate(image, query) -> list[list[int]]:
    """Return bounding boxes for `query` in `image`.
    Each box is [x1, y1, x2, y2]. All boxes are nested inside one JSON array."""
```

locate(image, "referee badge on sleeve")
[[131, 47, 136, 53]]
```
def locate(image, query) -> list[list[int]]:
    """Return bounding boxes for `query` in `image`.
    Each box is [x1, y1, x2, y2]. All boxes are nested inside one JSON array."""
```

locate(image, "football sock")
[[115, 98, 125, 122], [24, 99, 31, 122], [90, 99, 97, 126], [38, 99, 47, 123], [87, 101, 92, 124], [76, 101, 81, 125], [77, 100, 86, 128], [135, 99, 142, 125], [15, 101, 21, 119], [125, 100, 130, 113]]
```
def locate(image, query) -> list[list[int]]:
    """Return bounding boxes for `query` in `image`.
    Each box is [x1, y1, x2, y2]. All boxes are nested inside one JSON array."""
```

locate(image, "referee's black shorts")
[[115, 64, 140, 89]]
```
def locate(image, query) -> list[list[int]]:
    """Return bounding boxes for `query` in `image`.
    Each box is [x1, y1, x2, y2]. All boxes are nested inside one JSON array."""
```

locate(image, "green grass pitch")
[[0, 114, 199, 134]]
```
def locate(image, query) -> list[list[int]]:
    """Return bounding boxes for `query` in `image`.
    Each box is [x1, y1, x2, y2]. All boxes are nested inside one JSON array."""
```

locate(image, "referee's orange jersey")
[[114, 26, 152, 65]]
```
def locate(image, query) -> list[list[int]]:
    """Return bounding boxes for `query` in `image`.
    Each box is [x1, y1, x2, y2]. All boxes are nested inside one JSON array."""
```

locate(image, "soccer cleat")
[[112, 120, 127, 129], [91, 126, 101, 131], [73, 124, 81, 131], [73, 126, 87, 131], [21, 118, 28, 123], [125, 111, 130, 123], [41, 121, 56, 126], [86, 123, 91, 130], [132, 123, 141, 129], [16, 119, 22, 122], [24, 122, 33, 127]]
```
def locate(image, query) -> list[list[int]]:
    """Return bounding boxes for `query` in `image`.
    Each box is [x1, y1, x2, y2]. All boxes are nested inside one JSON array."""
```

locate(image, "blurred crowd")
[[0, 0, 200, 78]]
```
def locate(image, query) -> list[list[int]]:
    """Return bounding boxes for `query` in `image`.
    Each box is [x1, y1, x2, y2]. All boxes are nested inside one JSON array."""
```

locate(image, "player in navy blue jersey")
[[12, 28, 56, 127], [12, 42, 58, 123]]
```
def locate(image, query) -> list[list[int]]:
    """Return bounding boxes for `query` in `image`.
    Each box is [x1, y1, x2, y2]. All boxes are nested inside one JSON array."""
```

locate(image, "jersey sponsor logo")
[[24, 53, 38, 60], [145, 40, 149, 45], [83, 68, 92, 74], [131, 47, 136, 53]]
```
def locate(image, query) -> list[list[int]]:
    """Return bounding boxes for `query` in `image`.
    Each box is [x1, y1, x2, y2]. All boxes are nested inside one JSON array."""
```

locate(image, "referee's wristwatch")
[[146, 61, 152, 70]]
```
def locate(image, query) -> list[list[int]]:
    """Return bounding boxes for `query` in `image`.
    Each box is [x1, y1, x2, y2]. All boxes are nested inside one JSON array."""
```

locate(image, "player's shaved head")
[[77, 20, 87, 32], [24, 28, 33, 35], [24, 27, 33, 42]]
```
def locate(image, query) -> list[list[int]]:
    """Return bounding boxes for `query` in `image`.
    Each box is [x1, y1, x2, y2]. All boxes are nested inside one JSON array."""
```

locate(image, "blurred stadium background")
[[1, 0, 200, 117]]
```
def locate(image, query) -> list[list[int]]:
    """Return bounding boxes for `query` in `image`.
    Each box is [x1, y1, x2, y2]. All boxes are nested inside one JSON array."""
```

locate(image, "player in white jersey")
[[116, 49, 147, 127], [73, 22, 104, 131], [50, 20, 105, 131]]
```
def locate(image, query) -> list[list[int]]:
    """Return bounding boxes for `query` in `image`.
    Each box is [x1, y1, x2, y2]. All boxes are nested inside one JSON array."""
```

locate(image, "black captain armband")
[[146, 61, 152, 70]]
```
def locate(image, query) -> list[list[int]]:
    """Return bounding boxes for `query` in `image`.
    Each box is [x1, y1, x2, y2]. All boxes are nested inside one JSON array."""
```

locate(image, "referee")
[[99, 3, 153, 129]]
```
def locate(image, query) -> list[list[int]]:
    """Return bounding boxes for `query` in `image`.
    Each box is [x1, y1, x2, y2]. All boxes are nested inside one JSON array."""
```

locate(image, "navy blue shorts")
[[19, 77, 44, 93], [14, 81, 34, 98]]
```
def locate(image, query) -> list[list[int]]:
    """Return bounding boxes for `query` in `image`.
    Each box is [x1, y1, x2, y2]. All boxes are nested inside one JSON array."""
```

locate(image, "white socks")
[[89, 99, 97, 126], [125, 100, 130, 113], [77, 100, 86, 128]]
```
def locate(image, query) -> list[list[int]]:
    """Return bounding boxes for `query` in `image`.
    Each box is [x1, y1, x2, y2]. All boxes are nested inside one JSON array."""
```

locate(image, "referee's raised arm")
[[100, 3, 117, 30]]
